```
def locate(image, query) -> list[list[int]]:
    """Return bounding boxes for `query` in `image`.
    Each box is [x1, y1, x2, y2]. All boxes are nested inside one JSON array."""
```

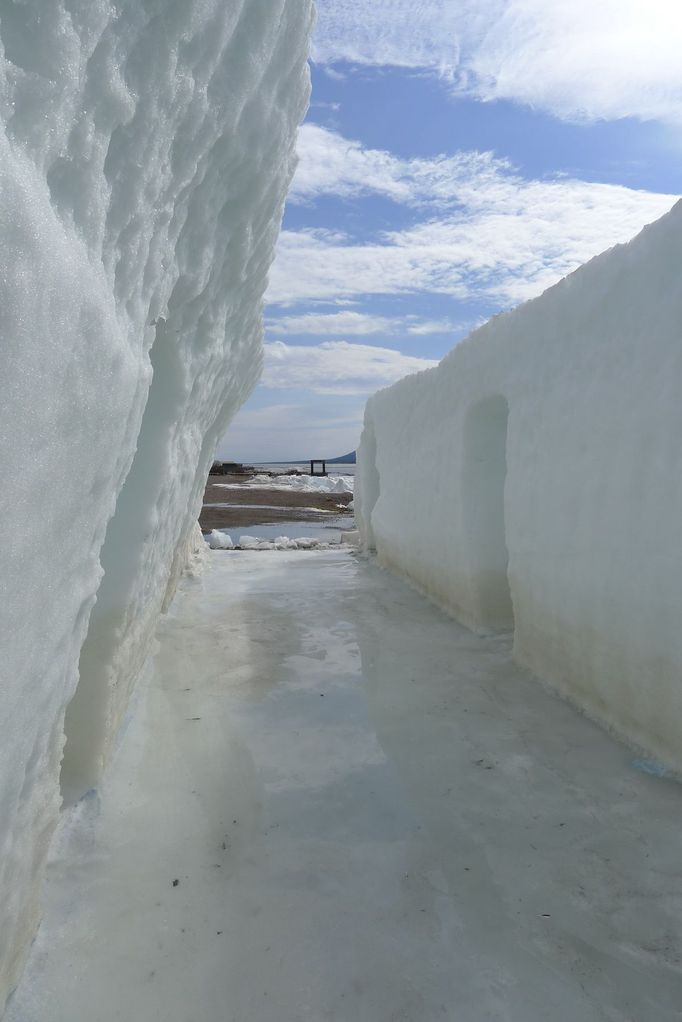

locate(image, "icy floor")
[[9, 551, 682, 1022]]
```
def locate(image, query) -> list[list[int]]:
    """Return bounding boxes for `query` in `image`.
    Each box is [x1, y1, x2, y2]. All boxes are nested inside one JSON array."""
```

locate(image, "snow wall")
[[0, 0, 313, 1007], [357, 201, 682, 771]]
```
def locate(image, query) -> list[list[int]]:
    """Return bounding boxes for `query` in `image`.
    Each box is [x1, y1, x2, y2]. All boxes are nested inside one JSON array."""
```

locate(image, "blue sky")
[[218, 0, 681, 463]]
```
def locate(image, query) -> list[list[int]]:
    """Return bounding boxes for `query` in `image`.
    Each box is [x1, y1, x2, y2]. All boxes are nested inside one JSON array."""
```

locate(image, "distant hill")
[[327, 451, 356, 464]]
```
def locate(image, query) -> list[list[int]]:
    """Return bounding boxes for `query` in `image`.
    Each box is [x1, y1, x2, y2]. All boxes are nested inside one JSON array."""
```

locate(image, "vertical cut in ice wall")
[[461, 396, 514, 631], [357, 200, 682, 770], [0, 0, 314, 1007]]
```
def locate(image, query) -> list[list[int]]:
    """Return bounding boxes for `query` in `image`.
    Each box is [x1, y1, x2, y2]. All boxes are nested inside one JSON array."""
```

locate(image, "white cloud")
[[313, 0, 682, 126], [262, 340, 438, 394], [266, 310, 459, 337], [271, 133, 679, 306], [465, 1, 682, 125], [310, 100, 341, 111], [406, 318, 464, 335], [291, 123, 504, 206], [267, 311, 395, 335], [323, 67, 348, 82]]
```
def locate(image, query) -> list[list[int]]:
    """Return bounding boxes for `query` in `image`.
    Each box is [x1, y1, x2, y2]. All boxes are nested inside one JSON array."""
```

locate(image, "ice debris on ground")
[[205, 531, 331, 551], [206, 531, 235, 550], [357, 199, 682, 772], [0, 0, 314, 1007], [216, 473, 354, 493]]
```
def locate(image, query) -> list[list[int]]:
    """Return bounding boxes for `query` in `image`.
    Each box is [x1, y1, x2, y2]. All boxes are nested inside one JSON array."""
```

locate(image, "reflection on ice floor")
[[211, 516, 351, 544], [9, 551, 682, 1022]]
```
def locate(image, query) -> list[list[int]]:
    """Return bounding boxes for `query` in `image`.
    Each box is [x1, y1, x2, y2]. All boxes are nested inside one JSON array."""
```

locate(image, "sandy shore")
[[200, 473, 353, 531]]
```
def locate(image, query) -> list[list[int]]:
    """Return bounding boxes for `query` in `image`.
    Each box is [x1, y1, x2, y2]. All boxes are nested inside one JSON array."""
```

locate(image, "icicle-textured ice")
[[0, 0, 313, 1006], [357, 201, 682, 770]]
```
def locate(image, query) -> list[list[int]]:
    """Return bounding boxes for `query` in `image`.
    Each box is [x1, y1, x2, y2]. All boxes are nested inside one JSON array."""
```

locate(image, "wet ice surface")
[[9, 551, 682, 1022], [210, 517, 351, 544]]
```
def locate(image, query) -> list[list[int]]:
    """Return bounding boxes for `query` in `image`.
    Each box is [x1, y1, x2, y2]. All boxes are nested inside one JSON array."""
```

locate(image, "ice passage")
[[1, 0, 681, 1015], [0, 0, 313, 1006]]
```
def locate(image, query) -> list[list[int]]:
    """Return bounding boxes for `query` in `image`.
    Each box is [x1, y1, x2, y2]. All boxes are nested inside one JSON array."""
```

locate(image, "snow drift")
[[0, 0, 313, 1007], [357, 201, 682, 770], [216, 472, 354, 493], [205, 530, 332, 551]]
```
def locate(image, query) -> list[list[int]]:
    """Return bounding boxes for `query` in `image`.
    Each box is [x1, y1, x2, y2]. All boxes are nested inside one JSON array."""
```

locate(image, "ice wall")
[[0, 0, 313, 1006], [357, 200, 682, 770]]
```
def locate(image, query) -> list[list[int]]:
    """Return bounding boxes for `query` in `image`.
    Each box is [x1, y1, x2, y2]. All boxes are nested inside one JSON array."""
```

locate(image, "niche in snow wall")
[[356, 201, 682, 771], [0, 0, 313, 1006]]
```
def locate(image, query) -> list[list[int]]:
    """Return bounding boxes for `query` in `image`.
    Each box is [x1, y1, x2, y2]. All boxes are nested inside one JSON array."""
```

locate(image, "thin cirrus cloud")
[[221, 402, 362, 433], [216, 399, 367, 462], [313, 0, 466, 73], [219, 340, 438, 460], [270, 126, 679, 307], [262, 340, 439, 394], [266, 310, 459, 337], [313, 0, 682, 126]]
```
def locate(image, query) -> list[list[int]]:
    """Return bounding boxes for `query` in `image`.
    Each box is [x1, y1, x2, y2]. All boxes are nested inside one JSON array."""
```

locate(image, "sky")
[[218, 0, 682, 464]]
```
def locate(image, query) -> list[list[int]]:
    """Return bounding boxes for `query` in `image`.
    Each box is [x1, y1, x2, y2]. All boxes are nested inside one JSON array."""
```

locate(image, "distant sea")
[[254, 462, 356, 476]]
